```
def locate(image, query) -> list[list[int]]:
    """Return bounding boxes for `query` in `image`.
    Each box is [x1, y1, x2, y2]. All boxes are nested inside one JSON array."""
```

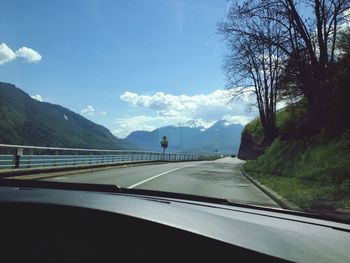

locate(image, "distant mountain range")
[[0, 81, 243, 154], [126, 119, 243, 154], [175, 119, 214, 130], [0, 82, 134, 150]]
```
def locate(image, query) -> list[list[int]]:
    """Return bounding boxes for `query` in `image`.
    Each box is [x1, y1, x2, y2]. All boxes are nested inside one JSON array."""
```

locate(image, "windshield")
[[1, 0, 349, 221]]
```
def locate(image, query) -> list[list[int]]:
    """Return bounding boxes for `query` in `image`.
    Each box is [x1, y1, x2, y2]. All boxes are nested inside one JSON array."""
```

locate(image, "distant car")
[[231, 154, 236, 158], [220, 155, 224, 158]]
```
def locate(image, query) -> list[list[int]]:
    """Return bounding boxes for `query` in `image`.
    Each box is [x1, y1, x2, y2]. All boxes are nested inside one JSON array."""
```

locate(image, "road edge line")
[[240, 167, 301, 211]]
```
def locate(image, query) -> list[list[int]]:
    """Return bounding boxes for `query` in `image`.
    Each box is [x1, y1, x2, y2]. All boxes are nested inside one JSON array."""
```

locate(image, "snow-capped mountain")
[[126, 119, 243, 154], [175, 119, 215, 129], [220, 120, 233, 126]]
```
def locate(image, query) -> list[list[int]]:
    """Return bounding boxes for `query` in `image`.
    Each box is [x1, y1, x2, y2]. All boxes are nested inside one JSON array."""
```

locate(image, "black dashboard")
[[0, 181, 349, 262], [1, 202, 276, 262]]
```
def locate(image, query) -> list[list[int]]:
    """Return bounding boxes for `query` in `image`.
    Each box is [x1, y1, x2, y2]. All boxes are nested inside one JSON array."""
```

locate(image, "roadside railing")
[[0, 144, 215, 170]]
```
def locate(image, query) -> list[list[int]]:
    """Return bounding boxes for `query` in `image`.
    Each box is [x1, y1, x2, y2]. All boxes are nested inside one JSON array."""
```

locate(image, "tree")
[[218, 1, 284, 144], [220, 0, 350, 133], [327, 30, 350, 128]]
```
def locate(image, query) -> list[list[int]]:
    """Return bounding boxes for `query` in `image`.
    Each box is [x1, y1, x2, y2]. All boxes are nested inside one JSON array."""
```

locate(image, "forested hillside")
[[0, 82, 135, 150]]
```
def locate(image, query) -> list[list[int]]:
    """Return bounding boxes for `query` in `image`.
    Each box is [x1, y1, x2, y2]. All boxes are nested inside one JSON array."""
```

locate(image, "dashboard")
[[0, 180, 349, 262]]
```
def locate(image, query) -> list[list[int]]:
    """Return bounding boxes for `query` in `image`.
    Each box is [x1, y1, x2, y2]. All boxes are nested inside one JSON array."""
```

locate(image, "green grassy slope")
[[242, 106, 350, 214]]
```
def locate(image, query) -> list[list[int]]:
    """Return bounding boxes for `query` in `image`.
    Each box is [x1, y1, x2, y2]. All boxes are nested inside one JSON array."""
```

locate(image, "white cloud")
[[81, 105, 95, 115], [112, 115, 189, 138], [0, 43, 42, 65], [222, 115, 254, 125], [340, 9, 350, 31], [120, 89, 255, 121], [16, 47, 42, 63], [30, 94, 43, 102], [112, 116, 157, 138], [0, 43, 16, 65], [114, 89, 258, 138], [81, 106, 106, 117]]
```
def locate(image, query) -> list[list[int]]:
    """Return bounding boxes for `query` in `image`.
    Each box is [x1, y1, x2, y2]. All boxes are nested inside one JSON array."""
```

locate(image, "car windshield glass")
[[1, 0, 350, 222]]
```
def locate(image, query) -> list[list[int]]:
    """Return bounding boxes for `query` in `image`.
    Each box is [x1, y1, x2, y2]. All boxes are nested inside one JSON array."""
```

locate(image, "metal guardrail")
[[0, 144, 213, 170]]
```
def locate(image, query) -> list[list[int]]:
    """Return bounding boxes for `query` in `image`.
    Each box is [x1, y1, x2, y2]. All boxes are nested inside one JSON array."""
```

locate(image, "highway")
[[44, 157, 279, 208]]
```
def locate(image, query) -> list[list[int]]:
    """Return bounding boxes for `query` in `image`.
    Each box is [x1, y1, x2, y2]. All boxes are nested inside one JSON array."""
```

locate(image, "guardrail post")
[[74, 152, 77, 166], [14, 148, 23, 169], [43, 151, 47, 167], [54, 150, 58, 166], [27, 149, 33, 168]]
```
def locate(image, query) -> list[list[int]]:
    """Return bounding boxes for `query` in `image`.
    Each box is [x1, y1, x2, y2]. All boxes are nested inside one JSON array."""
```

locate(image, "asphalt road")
[[44, 157, 279, 208]]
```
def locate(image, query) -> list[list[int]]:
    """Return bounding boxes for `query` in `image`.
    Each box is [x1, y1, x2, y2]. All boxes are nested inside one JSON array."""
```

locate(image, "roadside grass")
[[242, 117, 264, 144], [244, 132, 350, 213]]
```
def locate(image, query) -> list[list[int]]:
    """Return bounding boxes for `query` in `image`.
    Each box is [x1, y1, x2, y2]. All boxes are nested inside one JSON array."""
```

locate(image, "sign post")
[[160, 136, 168, 155]]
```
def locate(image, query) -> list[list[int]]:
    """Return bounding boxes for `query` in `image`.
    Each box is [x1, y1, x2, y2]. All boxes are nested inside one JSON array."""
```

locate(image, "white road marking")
[[52, 177, 67, 180], [127, 164, 198, 189]]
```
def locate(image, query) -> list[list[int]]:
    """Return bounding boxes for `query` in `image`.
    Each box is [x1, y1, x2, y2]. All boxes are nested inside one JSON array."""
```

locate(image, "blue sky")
[[0, 0, 256, 138]]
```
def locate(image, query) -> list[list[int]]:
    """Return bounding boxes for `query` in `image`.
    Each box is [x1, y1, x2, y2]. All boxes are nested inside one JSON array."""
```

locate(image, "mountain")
[[175, 119, 214, 130], [0, 82, 134, 150], [126, 119, 243, 154]]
